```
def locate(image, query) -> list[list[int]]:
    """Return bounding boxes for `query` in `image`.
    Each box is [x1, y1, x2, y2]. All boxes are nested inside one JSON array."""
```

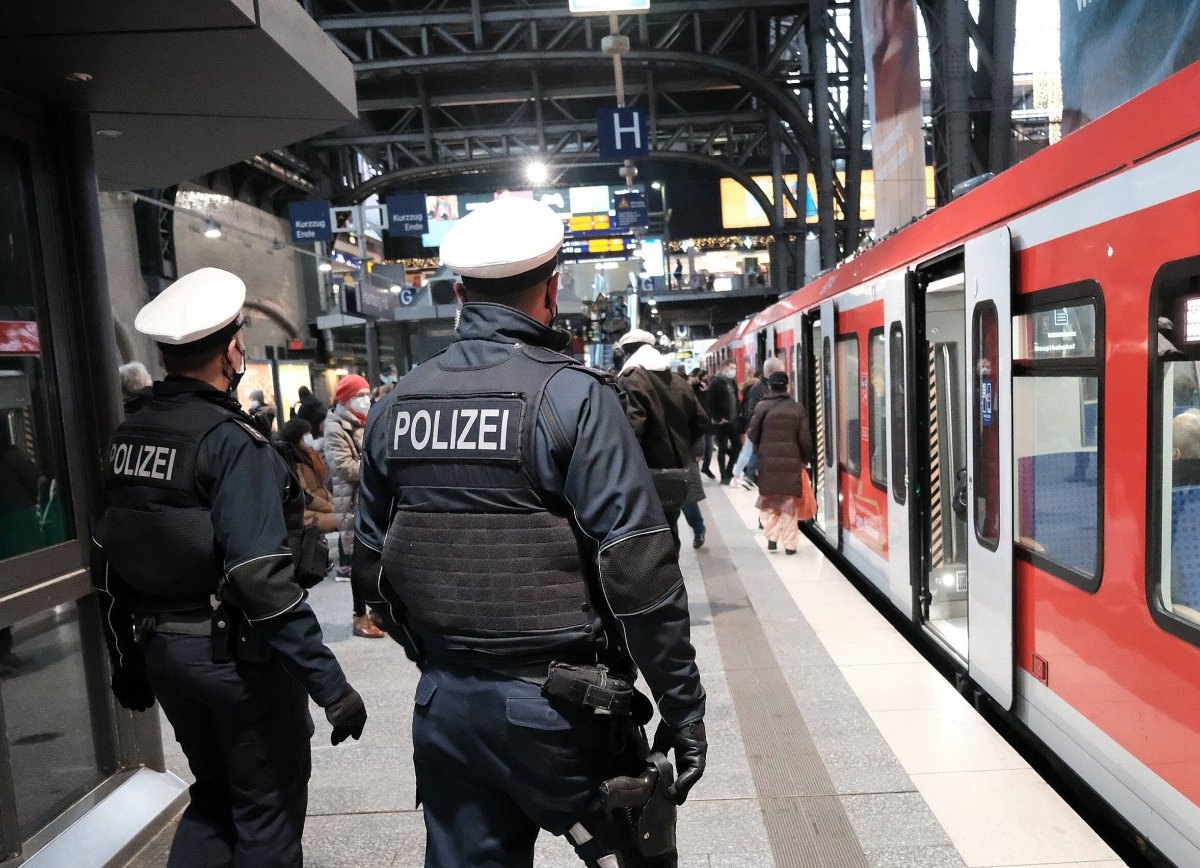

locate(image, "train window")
[[822, 337, 833, 470], [1012, 294, 1102, 589], [0, 135, 75, 566], [972, 303, 1000, 550], [837, 335, 861, 475], [1151, 260, 1200, 638], [868, 329, 887, 490], [889, 323, 907, 504]]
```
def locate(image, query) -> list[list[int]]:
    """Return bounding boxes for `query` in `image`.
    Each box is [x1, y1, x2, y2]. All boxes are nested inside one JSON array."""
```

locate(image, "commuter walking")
[[732, 357, 782, 488], [325, 374, 384, 639], [707, 362, 739, 484], [353, 197, 707, 867], [615, 328, 710, 552], [276, 418, 337, 534], [747, 370, 814, 555], [92, 268, 365, 867], [118, 361, 152, 403], [295, 385, 327, 433], [690, 369, 716, 479]]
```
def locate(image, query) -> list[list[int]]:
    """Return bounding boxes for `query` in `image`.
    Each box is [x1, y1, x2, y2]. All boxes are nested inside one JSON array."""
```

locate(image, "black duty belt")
[[135, 610, 213, 637]]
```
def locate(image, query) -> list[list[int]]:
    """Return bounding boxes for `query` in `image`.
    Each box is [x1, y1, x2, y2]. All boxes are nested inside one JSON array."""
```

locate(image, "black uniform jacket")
[[93, 378, 349, 708], [355, 303, 706, 728]]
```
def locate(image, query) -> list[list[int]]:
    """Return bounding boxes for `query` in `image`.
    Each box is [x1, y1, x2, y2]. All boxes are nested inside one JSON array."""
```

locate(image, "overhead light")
[[64, 72, 93, 82], [318, 261, 333, 273], [525, 160, 549, 185], [651, 181, 663, 190], [203, 220, 222, 239], [390, 285, 402, 294], [95, 129, 122, 138]]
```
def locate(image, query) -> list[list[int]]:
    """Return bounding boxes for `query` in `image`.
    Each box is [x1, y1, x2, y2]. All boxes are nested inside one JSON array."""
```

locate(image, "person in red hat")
[[324, 374, 384, 638]]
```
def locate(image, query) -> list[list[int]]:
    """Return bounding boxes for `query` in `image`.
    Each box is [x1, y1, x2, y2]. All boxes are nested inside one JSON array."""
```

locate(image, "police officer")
[[353, 198, 707, 867], [92, 268, 366, 867]]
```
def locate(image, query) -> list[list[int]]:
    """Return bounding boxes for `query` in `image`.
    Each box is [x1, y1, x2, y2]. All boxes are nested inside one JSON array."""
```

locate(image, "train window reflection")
[[1012, 294, 1102, 589], [1014, 376, 1100, 578], [868, 329, 887, 489], [0, 133, 74, 564], [889, 324, 907, 503], [837, 335, 861, 476], [972, 303, 1000, 549], [1161, 360, 1200, 625]]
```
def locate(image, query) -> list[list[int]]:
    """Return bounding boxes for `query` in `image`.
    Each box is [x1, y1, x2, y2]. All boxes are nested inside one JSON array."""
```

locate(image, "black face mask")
[[224, 345, 247, 398]]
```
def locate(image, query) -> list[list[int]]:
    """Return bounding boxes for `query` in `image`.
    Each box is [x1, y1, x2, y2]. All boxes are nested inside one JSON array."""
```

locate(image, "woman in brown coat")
[[747, 370, 813, 554], [277, 419, 337, 533]]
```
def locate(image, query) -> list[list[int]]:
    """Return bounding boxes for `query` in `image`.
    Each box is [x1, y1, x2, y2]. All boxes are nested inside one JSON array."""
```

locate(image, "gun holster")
[[593, 751, 678, 858]]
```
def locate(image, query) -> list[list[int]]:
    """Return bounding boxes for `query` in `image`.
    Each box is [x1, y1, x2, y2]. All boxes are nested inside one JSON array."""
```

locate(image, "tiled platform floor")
[[126, 482, 1124, 868]]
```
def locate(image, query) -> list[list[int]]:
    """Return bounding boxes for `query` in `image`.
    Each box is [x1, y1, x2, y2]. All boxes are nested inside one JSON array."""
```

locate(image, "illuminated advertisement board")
[[719, 169, 936, 230]]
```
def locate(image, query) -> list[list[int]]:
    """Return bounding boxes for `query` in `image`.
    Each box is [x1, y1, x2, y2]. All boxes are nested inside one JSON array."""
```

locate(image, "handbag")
[[797, 466, 818, 521]]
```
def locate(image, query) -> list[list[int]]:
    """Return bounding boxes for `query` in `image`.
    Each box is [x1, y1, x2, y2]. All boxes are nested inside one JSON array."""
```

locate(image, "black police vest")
[[100, 395, 260, 613], [380, 341, 602, 658]]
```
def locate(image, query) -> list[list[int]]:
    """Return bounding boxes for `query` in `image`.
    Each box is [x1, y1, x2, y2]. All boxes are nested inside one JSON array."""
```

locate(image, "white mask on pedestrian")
[[349, 396, 371, 415], [302, 433, 316, 448]]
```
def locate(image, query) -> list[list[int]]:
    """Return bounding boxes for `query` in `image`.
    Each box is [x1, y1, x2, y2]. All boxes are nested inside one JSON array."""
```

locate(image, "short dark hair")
[[160, 341, 226, 377]]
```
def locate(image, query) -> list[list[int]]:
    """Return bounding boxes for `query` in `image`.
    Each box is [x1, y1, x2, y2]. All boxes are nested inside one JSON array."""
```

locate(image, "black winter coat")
[[620, 367, 709, 469], [706, 375, 738, 427], [747, 392, 813, 497]]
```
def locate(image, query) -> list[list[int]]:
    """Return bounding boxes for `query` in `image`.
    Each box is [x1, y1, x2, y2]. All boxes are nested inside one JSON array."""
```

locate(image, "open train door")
[[884, 270, 914, 614], [964, 227, 1014, 710], [820, 298, 840, 548]]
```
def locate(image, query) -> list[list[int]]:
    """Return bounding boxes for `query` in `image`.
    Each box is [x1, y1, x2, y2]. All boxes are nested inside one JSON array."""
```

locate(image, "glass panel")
[[973, 303, 1000, 549], [822, 336, 833, 469], [1014, 303, 1097, 361], [0, 134, 74, 562], [868, 330, 887, 488], [889, 324, 907, 503], [1014, 376, 1100, 578], [1161, 360, 1200, 624], [837, 336, 861, 475], [1, 600, 109, 840]]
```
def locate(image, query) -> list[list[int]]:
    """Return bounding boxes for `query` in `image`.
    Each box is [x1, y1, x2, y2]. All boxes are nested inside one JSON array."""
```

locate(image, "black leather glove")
[[325, 687, 367, 746], [652, 719, 707, 804], [111, 666, 155, 712]]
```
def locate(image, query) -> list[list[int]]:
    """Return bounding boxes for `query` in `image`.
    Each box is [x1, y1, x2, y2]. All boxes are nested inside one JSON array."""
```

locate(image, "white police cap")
[[440, 197, 564, 292], [617, 328, 657, 349], [135, 268, 246, 347]]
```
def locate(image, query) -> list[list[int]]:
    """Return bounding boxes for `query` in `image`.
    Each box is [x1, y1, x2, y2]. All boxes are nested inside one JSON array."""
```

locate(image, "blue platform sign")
[[614, 190, 648, 229], [597, 108, 649, 158], [385, 193, 428, 236], [288, 199, 332, 243]]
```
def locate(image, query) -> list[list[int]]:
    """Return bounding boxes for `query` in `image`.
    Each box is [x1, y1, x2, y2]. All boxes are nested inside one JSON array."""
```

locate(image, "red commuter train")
[[705, 62, 1200, 866]]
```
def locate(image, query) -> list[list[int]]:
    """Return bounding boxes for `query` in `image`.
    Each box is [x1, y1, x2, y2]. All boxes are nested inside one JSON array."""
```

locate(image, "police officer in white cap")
[[92, 268, 366, 866], [353, 197, 707, 866]]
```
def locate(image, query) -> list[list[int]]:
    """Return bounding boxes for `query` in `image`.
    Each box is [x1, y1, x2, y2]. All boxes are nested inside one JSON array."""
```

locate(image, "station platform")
[[127, 483, 1125, 868]]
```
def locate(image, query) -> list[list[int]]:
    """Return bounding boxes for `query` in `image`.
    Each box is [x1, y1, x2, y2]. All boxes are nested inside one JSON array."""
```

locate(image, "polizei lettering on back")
[[108, 439, 180, 482], [386, 396, 524, 462]]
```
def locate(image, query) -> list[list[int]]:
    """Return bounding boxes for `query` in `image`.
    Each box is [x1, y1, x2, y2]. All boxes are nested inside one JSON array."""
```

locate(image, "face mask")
[[349, 396, 371, 416], [225, 345, 247, 397], [725, 369, 736, 379], [302, 433, 316, 448]]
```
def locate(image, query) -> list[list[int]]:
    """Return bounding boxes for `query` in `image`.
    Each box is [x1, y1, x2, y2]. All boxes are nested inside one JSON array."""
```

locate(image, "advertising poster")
[[1060, 0, 1200, 134], [861, 0, 927, 235]]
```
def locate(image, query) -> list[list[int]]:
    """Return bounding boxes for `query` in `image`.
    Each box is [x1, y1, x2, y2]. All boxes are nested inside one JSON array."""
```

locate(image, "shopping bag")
[[797, 466, 818, 521]]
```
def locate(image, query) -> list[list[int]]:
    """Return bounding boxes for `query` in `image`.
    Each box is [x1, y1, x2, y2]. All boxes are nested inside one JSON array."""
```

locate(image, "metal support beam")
[[842, 0, 866, 254], [808, 0, 837, 269]]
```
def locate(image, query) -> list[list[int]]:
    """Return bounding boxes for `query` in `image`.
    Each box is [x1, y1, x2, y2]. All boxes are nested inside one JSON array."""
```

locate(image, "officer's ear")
[[453, 282, 468, 306], [545, 272, 560, 310]]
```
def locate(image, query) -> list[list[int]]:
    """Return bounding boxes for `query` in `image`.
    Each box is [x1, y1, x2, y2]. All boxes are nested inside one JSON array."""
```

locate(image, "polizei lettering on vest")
[[387, 396, 523, 461], [109, 440, 179, 481]]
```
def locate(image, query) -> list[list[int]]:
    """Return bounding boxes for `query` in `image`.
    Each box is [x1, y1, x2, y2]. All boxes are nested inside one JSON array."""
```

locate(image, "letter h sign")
[[597, 108, 649, 159]]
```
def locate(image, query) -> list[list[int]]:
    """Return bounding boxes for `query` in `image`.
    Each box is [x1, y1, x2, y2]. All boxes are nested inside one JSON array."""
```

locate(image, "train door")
[[964, 227, 1014, 710], [820, 299, 840, 547], [913, 256, 970, 660], [884, 270, 915, 613]]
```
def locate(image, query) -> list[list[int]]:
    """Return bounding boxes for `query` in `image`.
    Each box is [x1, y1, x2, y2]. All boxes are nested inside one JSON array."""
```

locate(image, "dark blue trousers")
[[413, 663, 676, 867], [145, 634, 313, 867]]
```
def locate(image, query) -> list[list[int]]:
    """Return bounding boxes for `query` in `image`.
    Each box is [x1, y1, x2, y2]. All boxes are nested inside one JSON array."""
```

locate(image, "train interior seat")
[[1170, 484, 1200, 610]]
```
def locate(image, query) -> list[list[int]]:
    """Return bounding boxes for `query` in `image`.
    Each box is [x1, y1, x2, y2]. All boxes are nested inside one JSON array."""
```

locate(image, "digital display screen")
[[1184, 295, 1200, 343]]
